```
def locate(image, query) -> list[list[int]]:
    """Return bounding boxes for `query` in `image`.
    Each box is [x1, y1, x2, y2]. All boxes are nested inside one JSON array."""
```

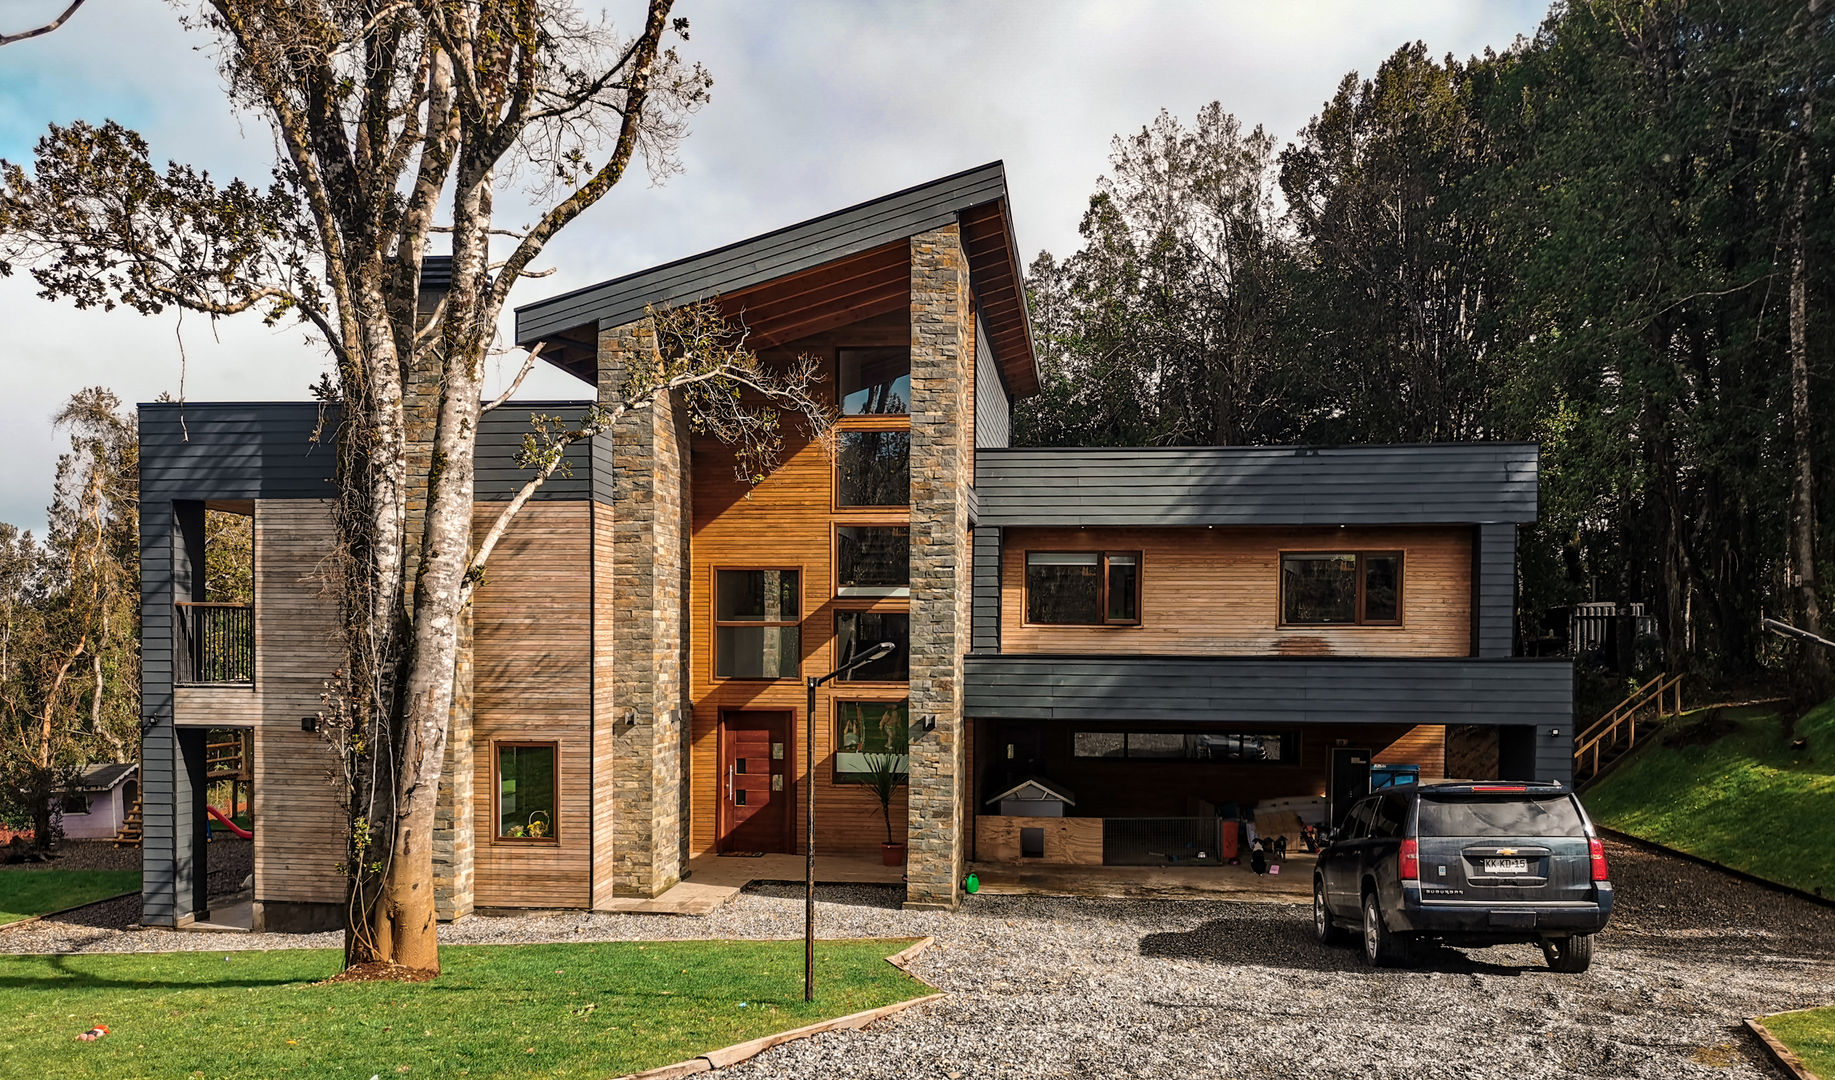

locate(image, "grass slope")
[[0, 869, 141, 925], [1764, 1007, 1835, 1079], [0, 939, 930, 1079], [1585, 698, 1835, 896]]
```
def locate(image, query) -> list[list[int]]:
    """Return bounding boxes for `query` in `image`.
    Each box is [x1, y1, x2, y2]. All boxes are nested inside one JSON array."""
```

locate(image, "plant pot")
[[880, 842, 907, 866]]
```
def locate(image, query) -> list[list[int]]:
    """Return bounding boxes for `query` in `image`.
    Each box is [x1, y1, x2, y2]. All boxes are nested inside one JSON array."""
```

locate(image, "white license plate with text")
[[1483, 858, 1530, 875]]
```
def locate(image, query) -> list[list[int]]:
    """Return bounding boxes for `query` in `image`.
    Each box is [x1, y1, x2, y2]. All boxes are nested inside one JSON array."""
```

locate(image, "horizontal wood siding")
[[965, 655, 1574, 727], [236, 501, 347, 906], [975, 444, 1538, 527], [1372, 725, 1448, 781], [971, 527, 1002, 653], [591, 500, 618, 908], [688, 313, 911, 858], [1000, 526, 1471, 657], [1475, 523, 1517, 658], [974, 316, 1009, 449], [470, 501, 593, 908]]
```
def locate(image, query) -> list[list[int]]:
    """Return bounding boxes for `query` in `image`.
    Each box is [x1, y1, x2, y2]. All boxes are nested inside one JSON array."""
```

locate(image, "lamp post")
[[805, 639, 896, 1002]]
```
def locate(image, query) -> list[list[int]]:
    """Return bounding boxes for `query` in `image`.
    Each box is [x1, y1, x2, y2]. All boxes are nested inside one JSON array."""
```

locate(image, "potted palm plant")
[[862, 714, 909, 866]]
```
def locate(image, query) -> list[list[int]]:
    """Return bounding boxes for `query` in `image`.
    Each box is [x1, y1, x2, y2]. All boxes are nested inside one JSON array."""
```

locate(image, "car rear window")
[[1418, 795, 1584, 838]]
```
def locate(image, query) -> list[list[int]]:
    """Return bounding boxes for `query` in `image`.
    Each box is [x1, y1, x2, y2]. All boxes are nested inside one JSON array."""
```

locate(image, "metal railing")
[[174, 602, 253, 685], [1573, 671, 1682, 781], [1102, 817, 1220, 866]]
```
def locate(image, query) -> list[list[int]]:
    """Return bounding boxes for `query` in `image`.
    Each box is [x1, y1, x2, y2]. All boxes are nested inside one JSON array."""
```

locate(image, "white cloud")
[[0, 0, 1547, 533]]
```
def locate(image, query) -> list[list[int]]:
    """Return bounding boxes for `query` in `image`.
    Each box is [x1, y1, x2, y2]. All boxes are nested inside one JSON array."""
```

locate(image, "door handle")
[[727, 764, 735, 803]]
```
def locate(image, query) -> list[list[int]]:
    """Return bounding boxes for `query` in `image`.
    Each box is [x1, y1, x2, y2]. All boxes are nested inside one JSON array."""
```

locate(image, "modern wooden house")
[[137, 163, 1573, 929]]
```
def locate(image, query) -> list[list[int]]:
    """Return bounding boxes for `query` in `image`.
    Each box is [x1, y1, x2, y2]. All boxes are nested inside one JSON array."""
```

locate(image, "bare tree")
[[0, 0, 88, 47], [1787, 0, 1829, 697], [1, 1, 822, 975]]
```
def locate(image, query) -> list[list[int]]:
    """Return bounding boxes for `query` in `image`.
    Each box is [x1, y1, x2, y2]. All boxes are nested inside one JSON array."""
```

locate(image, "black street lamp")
[[805, 639, 897, 1002]]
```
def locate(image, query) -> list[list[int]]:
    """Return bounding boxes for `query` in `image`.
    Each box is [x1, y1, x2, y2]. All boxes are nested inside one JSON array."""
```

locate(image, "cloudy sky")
[[0, 0, 1547, 535]]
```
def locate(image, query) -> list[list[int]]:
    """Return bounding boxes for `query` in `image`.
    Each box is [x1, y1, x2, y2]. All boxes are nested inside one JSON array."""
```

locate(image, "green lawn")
[[1585, 697, 1835, 896], [1764, 1007, 1835, 1079], [0, 869, 141, 925], [0, 939, 932, 1079]]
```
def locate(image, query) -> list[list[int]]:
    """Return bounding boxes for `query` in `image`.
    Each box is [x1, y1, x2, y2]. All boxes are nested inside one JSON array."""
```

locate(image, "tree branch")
[[481, 342, 544, 412], [0, 0, 87, 47]]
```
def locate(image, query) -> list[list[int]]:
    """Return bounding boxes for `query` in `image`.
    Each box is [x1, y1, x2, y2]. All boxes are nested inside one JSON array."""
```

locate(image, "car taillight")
[[1589, 837, 1609, 882], [1471, 785, 1527, 792], [1400, 838, 1419, 881]]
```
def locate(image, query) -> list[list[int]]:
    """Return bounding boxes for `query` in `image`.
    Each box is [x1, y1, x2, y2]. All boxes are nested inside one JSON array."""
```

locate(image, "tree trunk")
[[1788, 0, 1829, 695]]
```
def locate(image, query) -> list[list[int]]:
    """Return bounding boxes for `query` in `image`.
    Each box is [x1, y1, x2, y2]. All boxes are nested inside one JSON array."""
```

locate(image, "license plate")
[[1484, 858, 1529, 875]]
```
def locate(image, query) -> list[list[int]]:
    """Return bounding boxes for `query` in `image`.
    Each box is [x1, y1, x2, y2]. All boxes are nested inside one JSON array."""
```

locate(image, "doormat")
[[718, 851, 767, 858]]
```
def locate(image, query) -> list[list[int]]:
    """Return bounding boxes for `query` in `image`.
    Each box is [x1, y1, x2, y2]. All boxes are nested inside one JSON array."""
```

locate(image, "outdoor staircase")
[[113, 794, 143, 848], [1573, 672, 1684, 788]]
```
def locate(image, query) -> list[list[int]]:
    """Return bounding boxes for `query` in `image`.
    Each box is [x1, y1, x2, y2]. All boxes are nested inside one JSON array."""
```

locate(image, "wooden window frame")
[[1277, 549, 1405, 628], [831, 696, 912, 785], [1021, 550, 1144, 628], [830, 423, 913, 512], [831, 606, 912, 687], [492, 739, 560, 844], [835, 346, 913, 419], [712, 566, 804, 683], [831, 522, 911, 599]]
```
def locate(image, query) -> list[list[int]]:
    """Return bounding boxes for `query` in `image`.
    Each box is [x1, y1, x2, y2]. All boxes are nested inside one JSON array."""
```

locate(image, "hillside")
[[1584, 697, 1835, 897]]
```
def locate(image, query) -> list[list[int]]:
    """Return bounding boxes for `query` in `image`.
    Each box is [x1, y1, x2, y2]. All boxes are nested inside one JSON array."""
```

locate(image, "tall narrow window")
[[497, 743, 558, 840], [1025, 551, 1142, 626], [1280, 551, 1404, 626], [715, 569, 801, 679], [834, 610, 910, 682], [836, 525, 909, 597], [836, 431, 910, 507], [837, 348, 911, 415]]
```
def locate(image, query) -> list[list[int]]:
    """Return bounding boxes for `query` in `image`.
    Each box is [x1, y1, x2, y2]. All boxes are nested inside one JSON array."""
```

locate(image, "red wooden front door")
[[719, 711, 792, 853]]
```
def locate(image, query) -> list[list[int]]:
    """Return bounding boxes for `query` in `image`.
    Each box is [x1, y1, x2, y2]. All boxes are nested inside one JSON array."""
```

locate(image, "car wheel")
[[1542, 933, 1594, 973], [1314, 877, 1346, 944], [1361, 890, 1410, 967]]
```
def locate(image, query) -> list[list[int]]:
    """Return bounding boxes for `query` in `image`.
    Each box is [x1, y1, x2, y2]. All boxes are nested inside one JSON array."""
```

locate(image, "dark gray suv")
[[1313, 782, 1613, 971]]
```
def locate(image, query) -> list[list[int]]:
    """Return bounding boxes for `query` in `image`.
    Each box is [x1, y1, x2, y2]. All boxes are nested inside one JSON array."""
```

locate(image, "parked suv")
[[1313, 781, 1613, 971]]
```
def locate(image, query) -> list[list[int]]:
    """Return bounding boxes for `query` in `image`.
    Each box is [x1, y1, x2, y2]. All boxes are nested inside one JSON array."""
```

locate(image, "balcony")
[[175, 602, 253, 685]]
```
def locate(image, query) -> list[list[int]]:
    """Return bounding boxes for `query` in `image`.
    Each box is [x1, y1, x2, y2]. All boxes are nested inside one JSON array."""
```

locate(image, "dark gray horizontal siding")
[[1476, 523, 1517, 658], [517, 163, 1008, 344], [976, 445, 1538, 527], [974, 316, 1010, 450], [971, 527, 1002, 652], [139, 402, 598, 502], [965, 656, 1573, 727]]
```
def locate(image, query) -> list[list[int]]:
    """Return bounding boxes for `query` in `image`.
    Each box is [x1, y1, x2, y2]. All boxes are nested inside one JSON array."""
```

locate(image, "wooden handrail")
[[1574, 672, 1683, 775]]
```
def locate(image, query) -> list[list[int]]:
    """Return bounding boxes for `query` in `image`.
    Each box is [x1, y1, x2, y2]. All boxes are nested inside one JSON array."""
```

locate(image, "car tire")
[[1542, 933, 1594, 973], [1361, 890, 1410, 967], [1314, 877, 1347, 944]]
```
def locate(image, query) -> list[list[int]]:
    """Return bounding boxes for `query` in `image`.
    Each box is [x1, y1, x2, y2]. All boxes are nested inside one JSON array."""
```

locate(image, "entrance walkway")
[[967, 853, 1315, 902], [593, 853, 904, 916]]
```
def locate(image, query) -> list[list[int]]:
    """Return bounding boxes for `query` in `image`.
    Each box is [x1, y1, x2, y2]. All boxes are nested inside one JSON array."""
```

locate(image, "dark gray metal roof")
[[513, 161, 1039, 392], [974, 443, 1539, 527], [964, 655, 1572, 727], [69, 762, 138, 793]]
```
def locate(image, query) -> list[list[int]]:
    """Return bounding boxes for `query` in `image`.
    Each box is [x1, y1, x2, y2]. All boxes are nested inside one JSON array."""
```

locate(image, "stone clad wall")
[[905, 225, 976, 909], [599, 318, 691, 898]]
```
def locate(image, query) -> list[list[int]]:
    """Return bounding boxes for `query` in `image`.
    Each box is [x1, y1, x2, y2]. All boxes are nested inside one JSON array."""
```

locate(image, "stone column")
[[600, 318, 692, 898], [905, 225, 975, 910]]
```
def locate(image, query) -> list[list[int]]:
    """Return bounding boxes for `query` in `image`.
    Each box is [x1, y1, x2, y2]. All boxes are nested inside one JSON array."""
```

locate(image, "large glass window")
[[715, 569, 801, 679], [837, 348, 911, 415], [1280, 551, 1403, 626], [834, 610, 910, 682], [1025, 551, 1142, 626], [836, 525, 909, 596], [836, 430, 910, 507], [497, 743, 557, 840], [834, 700, 909, 784], [1071, 730, 1299, 763]]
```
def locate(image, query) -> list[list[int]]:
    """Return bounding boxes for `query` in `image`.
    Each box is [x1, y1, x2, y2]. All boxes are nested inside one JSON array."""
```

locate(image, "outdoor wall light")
[[622, 708, 639, 728], [921, 714, 938, 733]]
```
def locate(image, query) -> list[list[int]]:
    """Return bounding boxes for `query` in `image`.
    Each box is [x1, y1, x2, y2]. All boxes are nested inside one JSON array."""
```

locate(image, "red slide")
[[206, 805, 252, 840]]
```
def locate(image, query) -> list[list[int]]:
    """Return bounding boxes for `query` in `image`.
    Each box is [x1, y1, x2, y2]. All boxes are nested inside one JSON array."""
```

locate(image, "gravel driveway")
[[8, 840, 1833, 1079]]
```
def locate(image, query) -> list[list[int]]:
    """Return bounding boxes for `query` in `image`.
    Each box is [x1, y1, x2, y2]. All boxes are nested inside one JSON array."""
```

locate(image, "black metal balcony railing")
[[174, 602, 253, 685]]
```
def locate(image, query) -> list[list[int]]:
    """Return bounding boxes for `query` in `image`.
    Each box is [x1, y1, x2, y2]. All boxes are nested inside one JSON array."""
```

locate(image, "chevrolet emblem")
[[1496, 848, 1518, 856]]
